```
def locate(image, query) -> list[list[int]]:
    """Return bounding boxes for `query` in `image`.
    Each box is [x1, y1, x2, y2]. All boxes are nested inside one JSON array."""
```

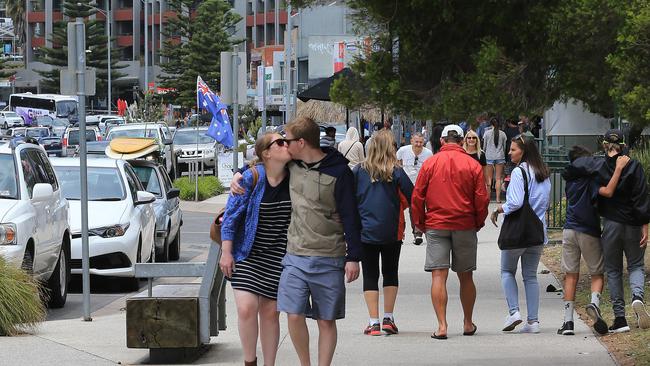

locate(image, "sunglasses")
[[266, 138, 287, 149], [283, 138, 301, 145], [414, 156, 419, 166], [466, 136, 478, 140]]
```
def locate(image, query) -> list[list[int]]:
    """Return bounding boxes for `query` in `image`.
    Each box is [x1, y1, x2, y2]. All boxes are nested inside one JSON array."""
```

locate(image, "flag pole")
[[195, 76, 200, 200]]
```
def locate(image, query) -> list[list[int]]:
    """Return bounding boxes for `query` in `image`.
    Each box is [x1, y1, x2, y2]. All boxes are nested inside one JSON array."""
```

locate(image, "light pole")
[[78, 1, 111, 114]]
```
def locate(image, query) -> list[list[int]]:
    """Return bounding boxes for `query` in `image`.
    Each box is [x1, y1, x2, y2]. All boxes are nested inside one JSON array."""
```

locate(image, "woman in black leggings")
[[353, 130, 414, 336]]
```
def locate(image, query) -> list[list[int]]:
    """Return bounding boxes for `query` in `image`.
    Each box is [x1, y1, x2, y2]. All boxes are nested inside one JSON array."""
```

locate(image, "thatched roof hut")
[[296, 100, 385, 124]]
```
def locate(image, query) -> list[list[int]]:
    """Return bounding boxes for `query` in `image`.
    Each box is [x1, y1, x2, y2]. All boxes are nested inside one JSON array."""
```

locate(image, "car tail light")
[[97, 135, 102, 141], [62, 137, 68, 147]]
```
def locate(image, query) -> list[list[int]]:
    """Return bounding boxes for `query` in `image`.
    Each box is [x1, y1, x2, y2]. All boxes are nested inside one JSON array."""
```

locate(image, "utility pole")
[[144, 0, 149, 92], [106, 0, 111, 114], [284, 3, 292, 124], [262, 66, 267, 131], [232, 45, 239, 170]]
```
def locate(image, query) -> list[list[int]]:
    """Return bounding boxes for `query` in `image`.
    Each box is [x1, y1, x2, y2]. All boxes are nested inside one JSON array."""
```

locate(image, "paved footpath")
[[1, 200, 615, 365]]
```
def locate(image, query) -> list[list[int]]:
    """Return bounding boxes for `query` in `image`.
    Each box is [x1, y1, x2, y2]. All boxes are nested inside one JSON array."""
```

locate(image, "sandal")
[[431, 332, 448, 340], [463, 323, 477, 336]]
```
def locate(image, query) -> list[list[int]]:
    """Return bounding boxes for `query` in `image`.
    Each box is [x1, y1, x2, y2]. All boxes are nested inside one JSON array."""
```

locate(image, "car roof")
[[128, 159, 160, 168], [112, 123, 164, 130], [0, 141, 11, 153], [50, 156, 121, 168]]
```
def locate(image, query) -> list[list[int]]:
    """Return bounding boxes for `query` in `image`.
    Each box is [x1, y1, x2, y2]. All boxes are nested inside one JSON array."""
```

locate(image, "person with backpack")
[[338, 126, 365, 169], [353, 130, 414, 336]]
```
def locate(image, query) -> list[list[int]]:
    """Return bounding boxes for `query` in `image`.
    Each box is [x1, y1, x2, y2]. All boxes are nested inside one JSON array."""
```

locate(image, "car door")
[[159, 126, 173, 172], [124, 164, 155, 262], [160, 167, 181, 238]]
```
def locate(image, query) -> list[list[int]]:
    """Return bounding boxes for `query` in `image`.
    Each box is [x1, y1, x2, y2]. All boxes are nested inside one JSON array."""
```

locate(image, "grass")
[[0, 257, 46, 336], [173, 175, 224, 201], [542, 240, 650, 365]]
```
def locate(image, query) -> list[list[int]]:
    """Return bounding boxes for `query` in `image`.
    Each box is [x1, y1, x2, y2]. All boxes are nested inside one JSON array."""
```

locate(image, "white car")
[[51, 157, 156, 290], [0, 111, 25, 129], [106, 123, 176, 178], [0, 139, 70, 308]]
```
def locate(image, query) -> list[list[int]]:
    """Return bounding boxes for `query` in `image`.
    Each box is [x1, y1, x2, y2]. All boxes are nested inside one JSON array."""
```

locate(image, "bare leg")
[[485, 164, 494, 199], [287, 313, 311, 366], [495, 163, 504, 202], [457, 272, 476, 332], [563, 273, 579, 301], [363, 290, 380, 319], [431, 269, 449, 336], [591, 274, 604, 294], [258, 297, 280, 366], [383, 286, 398, 314], [233, 290, 260, 363], [317, 319, 337, 366]]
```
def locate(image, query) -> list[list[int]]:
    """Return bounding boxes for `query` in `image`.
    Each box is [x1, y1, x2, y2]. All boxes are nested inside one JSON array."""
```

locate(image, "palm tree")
[[4, 0, 25, 49]]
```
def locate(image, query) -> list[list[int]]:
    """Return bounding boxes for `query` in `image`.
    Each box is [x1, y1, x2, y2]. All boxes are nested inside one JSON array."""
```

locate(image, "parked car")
[[50, 157, 156, 290], [5, 127, 26, 137], [74, 140, 110, 158], [129, 159, 182, 262], [40, 136, 64, 157], [35, 115, 69, 137], [62, 126, 102, 157], [0, 111, 25, 129], [106, 123, 177, 178], [173, 127, 218, 173], [0, 139, 70, 308]]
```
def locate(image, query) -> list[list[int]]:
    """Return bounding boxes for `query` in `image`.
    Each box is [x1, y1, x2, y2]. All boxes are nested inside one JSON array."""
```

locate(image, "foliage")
[[160, 0, 242, 108], [630, 141, 650, 188], [4, 0, 24, 46], [128, 92, 165, 123], [0, 257, 46, 336], [173, 176, 224, 200]]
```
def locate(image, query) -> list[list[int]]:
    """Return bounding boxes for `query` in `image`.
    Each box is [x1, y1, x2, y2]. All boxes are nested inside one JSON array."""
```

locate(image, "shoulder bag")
[[497, 166, 544, 250], [209, 165, 259, 242]]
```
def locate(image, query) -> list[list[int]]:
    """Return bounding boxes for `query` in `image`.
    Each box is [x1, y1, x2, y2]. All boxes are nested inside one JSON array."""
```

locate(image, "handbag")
[[497, 166, 544, 250], [209, 165, 259, 243]]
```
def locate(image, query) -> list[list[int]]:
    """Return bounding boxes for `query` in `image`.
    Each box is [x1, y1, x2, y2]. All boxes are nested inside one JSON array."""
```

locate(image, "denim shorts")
[[277, 253, 346, 320], [486, 158, 506, 165]]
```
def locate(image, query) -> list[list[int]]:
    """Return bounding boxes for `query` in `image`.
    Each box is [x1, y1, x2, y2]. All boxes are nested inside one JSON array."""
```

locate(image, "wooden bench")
[[126, 243, 227, 362]]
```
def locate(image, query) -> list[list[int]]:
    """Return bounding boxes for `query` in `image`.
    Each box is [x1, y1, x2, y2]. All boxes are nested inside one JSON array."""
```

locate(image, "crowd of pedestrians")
[[218, 115, 650, 365]]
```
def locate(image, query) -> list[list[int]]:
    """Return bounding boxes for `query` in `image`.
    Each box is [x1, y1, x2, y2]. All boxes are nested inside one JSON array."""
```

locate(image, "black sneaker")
[[557, 321, 575, 335], [608, 316, 630, 333], [414, 237, 423, 246], [631, 297, 650, 329], [585, 303, 609, 335]]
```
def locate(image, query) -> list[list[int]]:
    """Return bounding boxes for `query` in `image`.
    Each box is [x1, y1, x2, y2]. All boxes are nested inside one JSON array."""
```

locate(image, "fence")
[[541, 139, 569, 231]]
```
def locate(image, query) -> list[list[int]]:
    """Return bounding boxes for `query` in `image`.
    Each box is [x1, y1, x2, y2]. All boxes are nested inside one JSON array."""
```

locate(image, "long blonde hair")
[[361, 130, 397, 182], [463, 129, 482, 157]]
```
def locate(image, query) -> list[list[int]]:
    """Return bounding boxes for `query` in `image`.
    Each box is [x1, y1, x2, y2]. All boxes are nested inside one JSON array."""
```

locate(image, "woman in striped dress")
[[220, 132, 292, 366]]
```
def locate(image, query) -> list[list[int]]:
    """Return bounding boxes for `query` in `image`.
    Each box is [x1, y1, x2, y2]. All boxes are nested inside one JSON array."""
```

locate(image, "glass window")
[[132, 166, 162, 197], [123, 165, 141, 201], [173, 130, 214, 144], [0, 154, 18, 199], [20, 149, 45, 198], [35, 151, 59, 191], [108, 128, 160, 140], [5, 112, 18, 118], [53, 166, 125, 201], [68, 129, 97, 145], [56, 100, 78, 119], [26, 128, 50, 138]]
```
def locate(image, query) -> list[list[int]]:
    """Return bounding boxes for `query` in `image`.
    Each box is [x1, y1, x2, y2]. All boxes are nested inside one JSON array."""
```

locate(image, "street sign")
[[220, 51, 246, 105], [60, 68, 97, 95]]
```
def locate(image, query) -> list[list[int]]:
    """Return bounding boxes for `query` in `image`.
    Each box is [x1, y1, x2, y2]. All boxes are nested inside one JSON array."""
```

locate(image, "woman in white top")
[[338, 127, 365, 169], [483, 118, 508, 203]]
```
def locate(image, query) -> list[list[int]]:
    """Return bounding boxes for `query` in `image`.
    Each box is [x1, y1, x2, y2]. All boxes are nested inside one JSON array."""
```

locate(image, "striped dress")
[[230, 176, 291, 299]]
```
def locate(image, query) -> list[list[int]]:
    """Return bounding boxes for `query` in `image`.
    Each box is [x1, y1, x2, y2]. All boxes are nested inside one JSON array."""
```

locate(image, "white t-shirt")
[[397, 145, 433, 183]]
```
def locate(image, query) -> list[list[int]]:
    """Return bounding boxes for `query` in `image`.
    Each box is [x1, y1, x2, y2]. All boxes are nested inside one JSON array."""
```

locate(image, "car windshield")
[[26, 128, 49, 138], [53, 118, 69, 127], [11, 128, 26, 136], [53, 166, 125, 201], [108, 128, 159, 140], [0, 154, 18, 199], [132, 166, 162, 197], [5, 112, 18, 118], [56, 100, 78, 119], [173, 130, 214, 145], [36, 116, 53, 126], [68, 130, 97, 145]]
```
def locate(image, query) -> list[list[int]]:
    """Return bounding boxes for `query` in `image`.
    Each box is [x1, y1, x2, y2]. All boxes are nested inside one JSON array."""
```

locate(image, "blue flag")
[[197, 76, 234, 148]]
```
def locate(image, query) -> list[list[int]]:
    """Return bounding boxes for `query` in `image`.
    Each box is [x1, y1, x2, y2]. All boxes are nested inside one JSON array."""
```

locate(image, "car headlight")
[[89, 223, 130, 238], [0, 223, 16, 245]]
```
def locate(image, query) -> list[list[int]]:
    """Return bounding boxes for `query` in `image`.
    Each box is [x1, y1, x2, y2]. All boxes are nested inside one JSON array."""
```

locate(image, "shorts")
[[561, 229, 604, 275], [277, 253, 346, 320], [486, 159, 506, 165], [424, 229, 478, 272]]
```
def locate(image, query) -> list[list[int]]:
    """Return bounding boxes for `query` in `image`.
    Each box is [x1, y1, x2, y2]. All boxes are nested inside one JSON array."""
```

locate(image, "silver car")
[[129, 159, 183, 262], [173, 127, 218, 173]]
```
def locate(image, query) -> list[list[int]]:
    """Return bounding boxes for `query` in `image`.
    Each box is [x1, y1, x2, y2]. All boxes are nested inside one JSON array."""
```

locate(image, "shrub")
[[0, 257, 46, 336], [547, 197, 567, 229], [631, 141, 650, 187], [173, 176, 224, 201]]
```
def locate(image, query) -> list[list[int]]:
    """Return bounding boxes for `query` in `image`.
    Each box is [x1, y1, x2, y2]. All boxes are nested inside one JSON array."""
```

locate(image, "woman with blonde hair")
[[463, 130, 487, 167], [353, 130, 414, 336], [220, 132, 292, 366]]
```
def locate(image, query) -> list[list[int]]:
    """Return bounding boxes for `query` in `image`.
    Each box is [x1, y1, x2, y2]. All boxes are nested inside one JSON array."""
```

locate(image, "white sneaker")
[[632, 299, 650, 329], [502, 311, 522, 331], [520, 321, 540, 333]]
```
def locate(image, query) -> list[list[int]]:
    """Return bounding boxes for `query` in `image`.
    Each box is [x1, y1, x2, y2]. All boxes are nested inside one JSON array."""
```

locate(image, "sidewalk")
[[2, 203, 615, 365], [178, 193, 229, 214]]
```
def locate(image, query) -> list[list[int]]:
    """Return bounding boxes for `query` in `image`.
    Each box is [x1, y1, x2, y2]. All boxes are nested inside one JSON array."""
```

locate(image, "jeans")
[[601, 219, 646, 318], [500, 245, 543, 322]]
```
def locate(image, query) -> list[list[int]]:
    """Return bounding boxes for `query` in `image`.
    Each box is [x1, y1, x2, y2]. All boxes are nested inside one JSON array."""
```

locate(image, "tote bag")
[[497, 166, 545, 250]]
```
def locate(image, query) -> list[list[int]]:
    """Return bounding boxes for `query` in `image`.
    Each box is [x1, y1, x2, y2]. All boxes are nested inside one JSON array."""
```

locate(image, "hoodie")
[[286, 147, 362, 261], [562, 156, 603, 237], [337, 127, 365, 169], [597, 154, 650, 226]]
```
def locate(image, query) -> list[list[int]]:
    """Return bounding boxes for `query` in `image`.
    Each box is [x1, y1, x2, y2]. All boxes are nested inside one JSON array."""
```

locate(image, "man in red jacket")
[[412, 124, 490, 340]]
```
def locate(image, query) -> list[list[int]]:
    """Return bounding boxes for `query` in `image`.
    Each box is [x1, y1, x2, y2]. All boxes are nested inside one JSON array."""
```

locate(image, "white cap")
[[441, 124, 464, 138]]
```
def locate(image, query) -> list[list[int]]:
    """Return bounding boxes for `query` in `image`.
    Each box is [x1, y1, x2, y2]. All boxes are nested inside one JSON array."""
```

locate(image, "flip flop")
[[463, 323, 477, 336], [431, 332, 448, 340]]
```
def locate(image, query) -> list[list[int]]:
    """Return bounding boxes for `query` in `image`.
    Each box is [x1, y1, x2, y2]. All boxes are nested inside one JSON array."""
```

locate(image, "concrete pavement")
[[1, 202, 615, 365]]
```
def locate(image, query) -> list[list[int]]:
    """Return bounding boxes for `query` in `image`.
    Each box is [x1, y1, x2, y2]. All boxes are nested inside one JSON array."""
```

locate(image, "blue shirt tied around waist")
[[220, 164, 266, 262]]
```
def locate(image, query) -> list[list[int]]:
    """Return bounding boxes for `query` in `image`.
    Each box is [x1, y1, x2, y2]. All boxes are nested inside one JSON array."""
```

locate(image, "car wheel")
[[123, 238, 142, 292], [21, 248, 33, 275], [155, 228, 170, 263], [2, 122, 7, 130], [47, 244, 69, 308], [169, 229, 180, 261]]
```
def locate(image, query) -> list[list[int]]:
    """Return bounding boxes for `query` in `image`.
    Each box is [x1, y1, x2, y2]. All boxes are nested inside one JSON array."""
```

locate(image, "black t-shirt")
[[262, 175, 291, 203], [469, 152, 487, 166]]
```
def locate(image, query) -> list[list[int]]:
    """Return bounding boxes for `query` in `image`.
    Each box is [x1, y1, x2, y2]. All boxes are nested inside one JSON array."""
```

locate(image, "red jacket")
[[412, 143, 489, 231]]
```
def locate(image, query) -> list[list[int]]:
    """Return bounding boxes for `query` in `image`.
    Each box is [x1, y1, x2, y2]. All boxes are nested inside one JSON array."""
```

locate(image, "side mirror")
[[163, 138, 173, 146], [166, 188, 180, 200], [135, 190, 156, 205], [32, 183, 54, 202]]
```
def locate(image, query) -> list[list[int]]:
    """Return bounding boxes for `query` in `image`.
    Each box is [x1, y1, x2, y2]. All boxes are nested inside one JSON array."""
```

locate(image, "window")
[[20, 149, 45, 198], [54, 166, 125, 201], [123, 164, 142, 202], [0, 154, 18, 199], [68, 129, 97, 145], [132, 166, 162, 197], [35, 151, 59, 192]]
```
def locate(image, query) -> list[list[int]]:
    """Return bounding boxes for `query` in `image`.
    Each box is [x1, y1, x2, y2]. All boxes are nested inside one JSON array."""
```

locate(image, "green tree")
[[36, 1, 124, 98], [160, 0, 242, 108], [5, 0, 25, 48]]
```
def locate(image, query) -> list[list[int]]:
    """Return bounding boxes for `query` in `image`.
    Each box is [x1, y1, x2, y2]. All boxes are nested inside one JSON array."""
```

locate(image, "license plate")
[[49, 153, 56, 157]]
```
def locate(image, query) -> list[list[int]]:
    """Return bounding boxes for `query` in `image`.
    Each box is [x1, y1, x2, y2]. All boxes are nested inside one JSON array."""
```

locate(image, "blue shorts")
[[277, 253, 346, 320], [486, 159, 506, 165]]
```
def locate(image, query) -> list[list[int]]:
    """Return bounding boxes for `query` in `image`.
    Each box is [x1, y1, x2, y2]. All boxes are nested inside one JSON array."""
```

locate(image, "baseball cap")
[[604, 129, 625, 145], [441, 124, 464, 138]]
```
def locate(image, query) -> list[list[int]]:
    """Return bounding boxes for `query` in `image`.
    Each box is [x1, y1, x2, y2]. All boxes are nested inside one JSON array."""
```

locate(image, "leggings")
[[361, 242, 402, 291]]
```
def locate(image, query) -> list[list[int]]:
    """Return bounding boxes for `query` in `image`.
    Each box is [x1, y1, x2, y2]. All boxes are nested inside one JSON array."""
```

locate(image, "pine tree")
[[36, 0, 124, 99], [160, 0, 242, 108]]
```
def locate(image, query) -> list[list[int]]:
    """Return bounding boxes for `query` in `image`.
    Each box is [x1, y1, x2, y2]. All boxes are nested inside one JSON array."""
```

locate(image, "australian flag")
[[197, 76, 234, 148]]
